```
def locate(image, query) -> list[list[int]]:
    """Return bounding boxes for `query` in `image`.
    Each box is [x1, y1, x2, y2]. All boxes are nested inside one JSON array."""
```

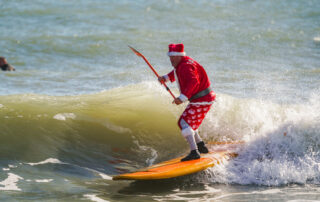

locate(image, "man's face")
[[169, 56, 182, 68]]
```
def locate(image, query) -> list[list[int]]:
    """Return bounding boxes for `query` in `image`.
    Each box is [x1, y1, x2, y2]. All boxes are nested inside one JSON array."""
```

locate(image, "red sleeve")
[[167, 70, 175, 82], [179, 65, 199, 99]]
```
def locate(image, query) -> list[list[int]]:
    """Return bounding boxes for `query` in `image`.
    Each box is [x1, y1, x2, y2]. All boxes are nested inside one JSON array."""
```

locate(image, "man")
[[0, 57, 15, 71], [159, 43, 216, 161]]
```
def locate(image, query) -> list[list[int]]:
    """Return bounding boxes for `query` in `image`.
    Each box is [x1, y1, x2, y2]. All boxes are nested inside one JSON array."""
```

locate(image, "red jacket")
[[166, 56, 215, 103]]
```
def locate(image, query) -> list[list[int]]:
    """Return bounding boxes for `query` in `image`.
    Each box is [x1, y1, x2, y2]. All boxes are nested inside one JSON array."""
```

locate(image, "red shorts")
[[178, 103, 213, 130]]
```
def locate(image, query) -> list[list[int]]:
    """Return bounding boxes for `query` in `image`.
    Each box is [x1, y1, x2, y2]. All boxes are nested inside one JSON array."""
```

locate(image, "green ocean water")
[[1, 0, 320, 201]]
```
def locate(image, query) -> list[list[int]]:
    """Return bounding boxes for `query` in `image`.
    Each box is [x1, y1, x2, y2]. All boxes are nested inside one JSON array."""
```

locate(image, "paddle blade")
[[128, 45, 143, 57]]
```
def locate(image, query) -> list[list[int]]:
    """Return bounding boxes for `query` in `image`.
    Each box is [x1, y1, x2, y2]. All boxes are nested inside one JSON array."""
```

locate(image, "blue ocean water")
[[0, 0, 320, 201], [1, 0, 319, 101]]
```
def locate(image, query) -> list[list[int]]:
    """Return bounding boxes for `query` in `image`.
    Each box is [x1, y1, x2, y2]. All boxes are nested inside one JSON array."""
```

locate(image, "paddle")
[[128, 46, 176, 99]]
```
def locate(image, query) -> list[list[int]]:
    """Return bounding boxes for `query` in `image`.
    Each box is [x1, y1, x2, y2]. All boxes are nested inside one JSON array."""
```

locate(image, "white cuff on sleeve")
[[178, 94, 188, 102], [164, 75, 170, 82]]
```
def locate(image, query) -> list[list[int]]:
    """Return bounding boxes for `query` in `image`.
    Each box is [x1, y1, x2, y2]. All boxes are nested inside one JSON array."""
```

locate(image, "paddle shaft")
[[129, 46, 176, 99]]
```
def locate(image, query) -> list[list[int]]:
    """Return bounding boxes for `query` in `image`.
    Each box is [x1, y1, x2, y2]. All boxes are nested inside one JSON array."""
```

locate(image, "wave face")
[[1, 83, 320, 186]]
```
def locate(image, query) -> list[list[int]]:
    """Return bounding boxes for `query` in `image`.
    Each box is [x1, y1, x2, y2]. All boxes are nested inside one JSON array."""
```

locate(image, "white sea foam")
[[80, 167, 112, 180], [0, 173, 23, 191], [98, 173, 112, 180], [83, 194, 109, 202], [155, 185, 221, 201], [133, 139, 158, 166], [204, 94, 320, 186], [35, 179, 53, 183], [102, 121, 132, 134], [2, 164, 17, 171], [252, 189, 282, 194], [27, 158, 64, 166], [53, 113, 76, 121]]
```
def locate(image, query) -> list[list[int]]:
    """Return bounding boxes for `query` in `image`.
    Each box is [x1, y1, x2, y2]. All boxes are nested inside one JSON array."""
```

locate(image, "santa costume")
[[163, 43, 216, 161]]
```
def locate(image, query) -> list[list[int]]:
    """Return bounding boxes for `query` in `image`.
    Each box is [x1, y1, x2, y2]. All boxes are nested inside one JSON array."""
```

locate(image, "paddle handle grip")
[[140, 55, 176, 99]]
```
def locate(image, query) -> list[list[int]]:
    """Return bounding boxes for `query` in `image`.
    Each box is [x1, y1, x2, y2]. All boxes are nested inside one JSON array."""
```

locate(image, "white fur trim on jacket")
[[178, 94, 188, 102], [167, 52, 186, 56], [189, 101, 215, 105]]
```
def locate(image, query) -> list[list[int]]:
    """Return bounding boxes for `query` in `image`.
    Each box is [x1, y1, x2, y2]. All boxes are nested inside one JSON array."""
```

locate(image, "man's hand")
[[158, 76, 166, 84], [172, 98, 183, 105]]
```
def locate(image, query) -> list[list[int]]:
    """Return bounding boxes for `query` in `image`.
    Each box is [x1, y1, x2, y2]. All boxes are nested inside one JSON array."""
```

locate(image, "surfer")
[[0, 57, 15, 71], [159, 43, 216, 161]]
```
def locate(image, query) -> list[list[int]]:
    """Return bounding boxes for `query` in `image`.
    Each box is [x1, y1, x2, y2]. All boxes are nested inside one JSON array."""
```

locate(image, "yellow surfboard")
[[112, 141, 243, 181]]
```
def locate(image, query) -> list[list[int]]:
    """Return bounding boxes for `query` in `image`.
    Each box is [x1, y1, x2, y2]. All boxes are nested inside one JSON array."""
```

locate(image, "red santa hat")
[[167, 43, 186, 56]]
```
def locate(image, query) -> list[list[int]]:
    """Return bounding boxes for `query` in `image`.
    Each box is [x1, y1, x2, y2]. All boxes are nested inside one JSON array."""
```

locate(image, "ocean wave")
[[0, 84, 319, 185]]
